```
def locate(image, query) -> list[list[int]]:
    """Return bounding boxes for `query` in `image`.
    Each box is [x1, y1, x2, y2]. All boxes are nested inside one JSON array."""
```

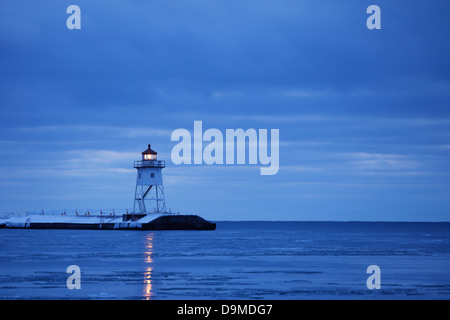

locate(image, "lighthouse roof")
[[142, 144, 157, 155]]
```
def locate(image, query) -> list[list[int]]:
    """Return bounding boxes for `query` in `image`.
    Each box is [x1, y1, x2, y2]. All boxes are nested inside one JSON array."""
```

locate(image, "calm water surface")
[[0, 222, 449, 299]]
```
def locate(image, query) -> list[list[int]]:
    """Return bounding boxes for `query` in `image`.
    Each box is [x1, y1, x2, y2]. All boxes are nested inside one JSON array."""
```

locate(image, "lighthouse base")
[[0, 214, 216, 231], [141, 215, 216, 230]]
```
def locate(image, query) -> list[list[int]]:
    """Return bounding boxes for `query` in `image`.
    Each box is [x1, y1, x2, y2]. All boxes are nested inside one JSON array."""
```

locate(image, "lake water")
[[0, 221, 449, 300]]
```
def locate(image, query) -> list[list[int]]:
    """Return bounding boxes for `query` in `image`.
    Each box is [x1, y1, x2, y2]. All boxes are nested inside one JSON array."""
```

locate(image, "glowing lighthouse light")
[[143, 148, 157, 161], [133, 144, 167, 214]]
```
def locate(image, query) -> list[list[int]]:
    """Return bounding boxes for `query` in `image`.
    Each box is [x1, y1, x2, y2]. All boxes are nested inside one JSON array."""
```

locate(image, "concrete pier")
[[0, 214, 216, 231]]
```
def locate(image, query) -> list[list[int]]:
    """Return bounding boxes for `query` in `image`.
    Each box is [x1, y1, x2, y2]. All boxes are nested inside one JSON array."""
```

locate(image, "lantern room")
[[142, 144, 157, 161]]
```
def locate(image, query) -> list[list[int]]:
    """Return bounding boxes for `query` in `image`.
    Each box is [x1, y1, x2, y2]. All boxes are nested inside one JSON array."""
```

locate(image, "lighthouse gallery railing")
[[134, 160, 166, 168]]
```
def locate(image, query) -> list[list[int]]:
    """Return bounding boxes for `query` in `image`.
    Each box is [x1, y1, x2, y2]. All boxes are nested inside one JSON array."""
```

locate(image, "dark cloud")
[[0, 0, 450, 220]]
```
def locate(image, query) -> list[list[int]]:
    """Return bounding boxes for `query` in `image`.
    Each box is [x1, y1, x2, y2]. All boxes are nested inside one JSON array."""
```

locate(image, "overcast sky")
[[1, 0, 450, 221]]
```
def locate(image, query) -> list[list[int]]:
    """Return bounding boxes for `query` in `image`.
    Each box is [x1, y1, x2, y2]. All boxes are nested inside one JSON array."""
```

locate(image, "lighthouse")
[[133, 144, 167, 214], [1, 142, 216, 230]]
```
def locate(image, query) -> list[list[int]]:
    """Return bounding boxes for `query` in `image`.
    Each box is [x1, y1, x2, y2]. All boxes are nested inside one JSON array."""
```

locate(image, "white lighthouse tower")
[[133, 144, 167, 214]]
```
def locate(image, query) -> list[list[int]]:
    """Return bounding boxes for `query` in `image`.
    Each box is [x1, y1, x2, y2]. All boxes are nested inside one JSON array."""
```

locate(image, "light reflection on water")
[[143, 232, 154, 300]]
